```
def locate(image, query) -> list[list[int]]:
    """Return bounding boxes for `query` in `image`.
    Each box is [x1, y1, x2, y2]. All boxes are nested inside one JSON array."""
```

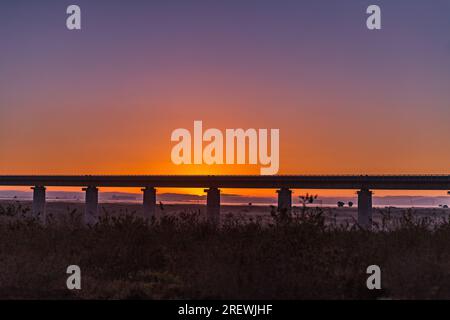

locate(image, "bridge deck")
[[0, 175, 449, 190]]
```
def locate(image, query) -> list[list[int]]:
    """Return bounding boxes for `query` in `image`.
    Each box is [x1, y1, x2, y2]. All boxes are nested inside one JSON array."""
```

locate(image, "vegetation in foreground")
[[1, 202, 450, 300]]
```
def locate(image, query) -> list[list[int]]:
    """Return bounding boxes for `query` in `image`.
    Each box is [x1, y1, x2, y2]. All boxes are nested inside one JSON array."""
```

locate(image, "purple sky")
[[1, 1, 449, 190]]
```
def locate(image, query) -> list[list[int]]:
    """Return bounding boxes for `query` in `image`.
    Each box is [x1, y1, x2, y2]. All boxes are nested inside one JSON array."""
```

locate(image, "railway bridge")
[[1, 175, 449, 229]]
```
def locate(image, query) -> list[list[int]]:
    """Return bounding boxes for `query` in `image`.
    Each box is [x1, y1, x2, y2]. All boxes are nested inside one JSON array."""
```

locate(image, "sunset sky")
[[1, 0, 449, 197]]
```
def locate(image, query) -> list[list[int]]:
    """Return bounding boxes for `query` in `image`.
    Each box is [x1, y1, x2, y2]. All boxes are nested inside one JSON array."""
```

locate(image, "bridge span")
[[1, 175, 449, 228]]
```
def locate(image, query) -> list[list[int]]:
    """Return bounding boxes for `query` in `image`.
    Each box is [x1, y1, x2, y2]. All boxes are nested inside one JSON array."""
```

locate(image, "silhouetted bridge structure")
[[1, 175, 449, 229]]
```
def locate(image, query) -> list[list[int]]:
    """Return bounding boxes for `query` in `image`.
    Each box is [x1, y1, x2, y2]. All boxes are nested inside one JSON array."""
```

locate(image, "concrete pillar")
[[31, 186, 46, 223], [358, 188, 373, 229], [277, 188, 292, 211], [83, 186, 98, 225], [142, 187, 156, 219], [205, 188, 220, 225]]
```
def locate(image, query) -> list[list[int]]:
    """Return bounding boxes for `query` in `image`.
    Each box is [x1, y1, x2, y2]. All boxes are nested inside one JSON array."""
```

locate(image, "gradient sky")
[[1, 0, 450, 196]]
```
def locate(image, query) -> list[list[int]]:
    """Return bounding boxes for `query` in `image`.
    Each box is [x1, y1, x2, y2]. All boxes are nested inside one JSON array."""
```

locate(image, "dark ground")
[[1, 201, 450, 299]]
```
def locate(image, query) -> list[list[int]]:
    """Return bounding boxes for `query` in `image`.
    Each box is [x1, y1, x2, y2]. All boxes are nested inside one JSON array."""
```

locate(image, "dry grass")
[[1, 202, 450, 299]]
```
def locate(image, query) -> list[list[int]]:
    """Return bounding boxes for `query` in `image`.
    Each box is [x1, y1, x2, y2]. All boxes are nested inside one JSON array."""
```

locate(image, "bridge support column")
[[142, 187, 156, 220], [31, 186, 46, 223], [358, 188, 372, 229], [277, 188, 292, 211], [83, 186, 98, 225], [205, 188, 220, 225]]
